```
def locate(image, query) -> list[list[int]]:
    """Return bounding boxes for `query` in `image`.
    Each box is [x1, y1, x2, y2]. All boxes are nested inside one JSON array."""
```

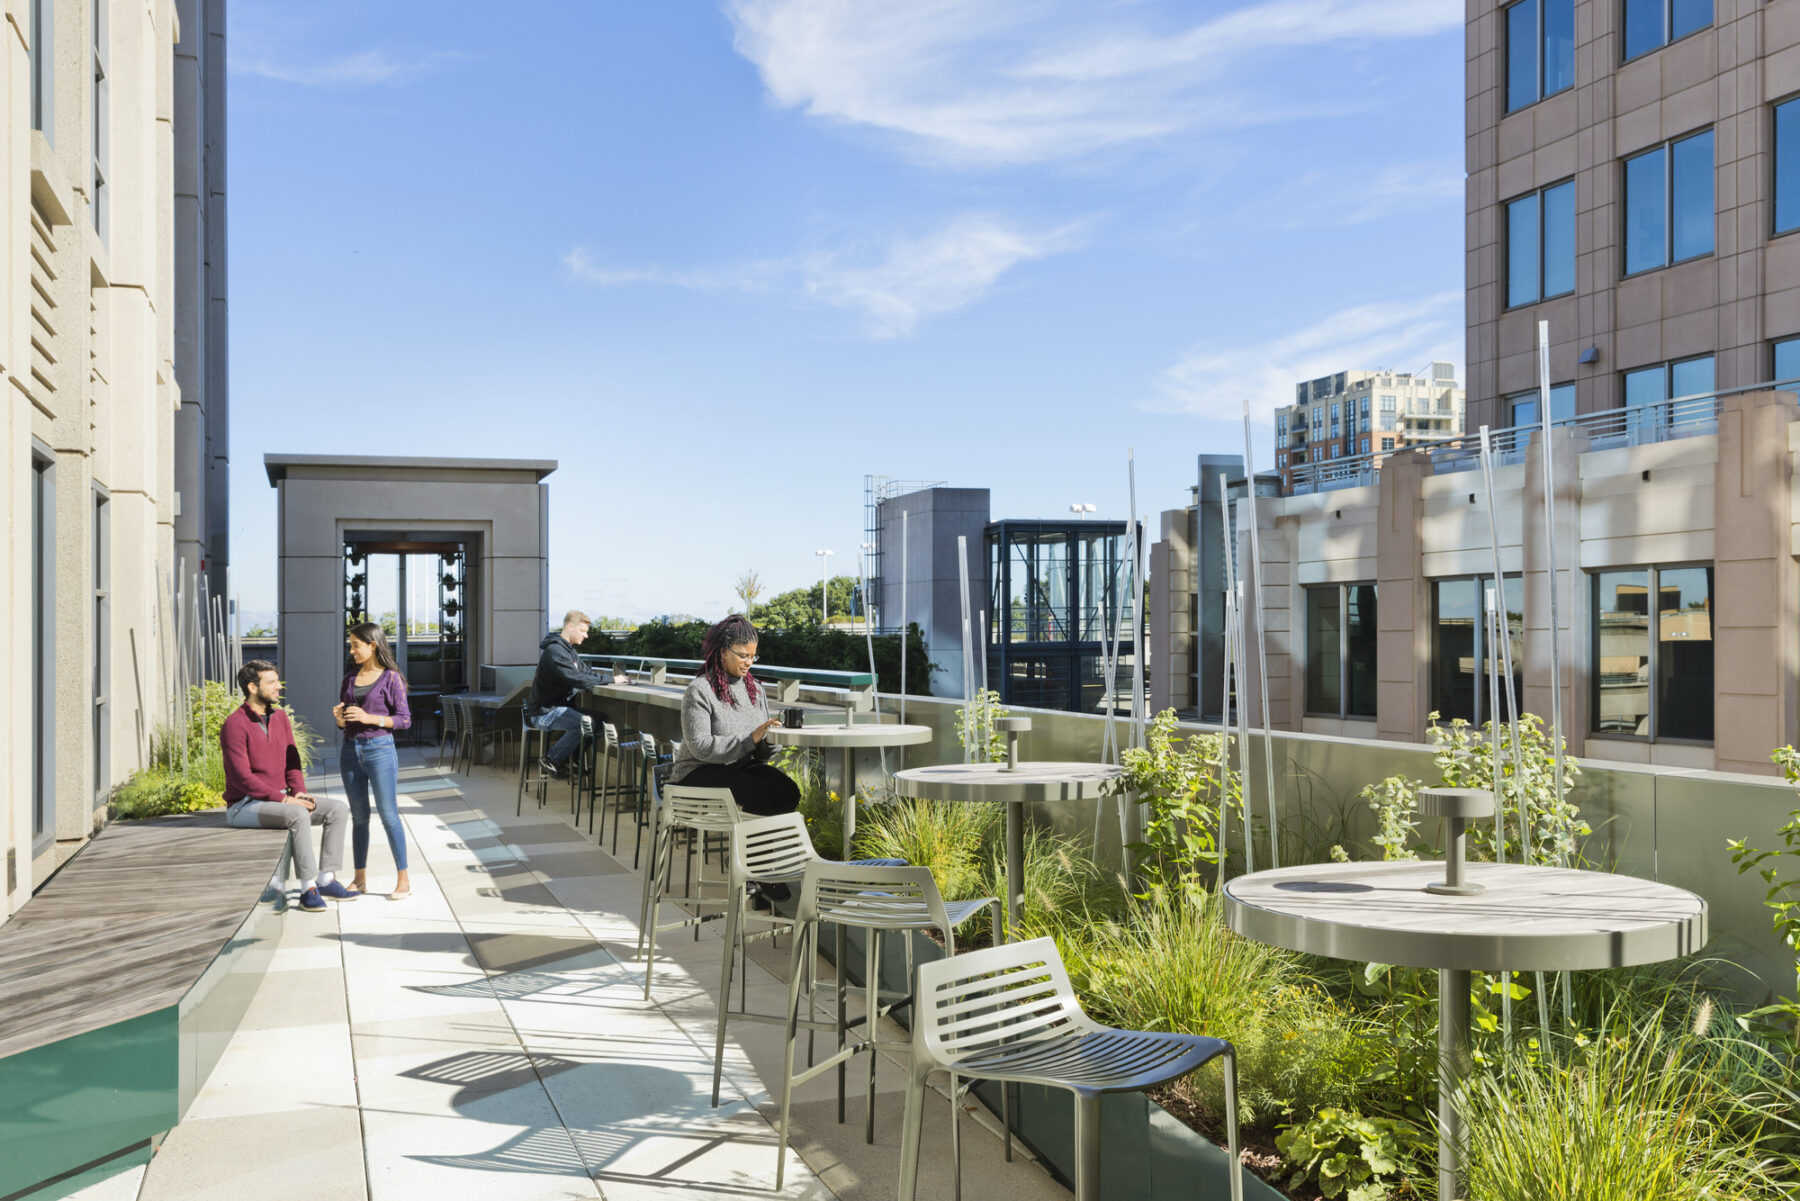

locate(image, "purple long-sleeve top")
[[338, 669, 412, 740]]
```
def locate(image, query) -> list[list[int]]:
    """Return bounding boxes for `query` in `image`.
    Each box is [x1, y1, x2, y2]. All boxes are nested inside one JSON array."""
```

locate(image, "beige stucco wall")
[[1161, 392, 1800, 776], [2, 0, 207, 920]]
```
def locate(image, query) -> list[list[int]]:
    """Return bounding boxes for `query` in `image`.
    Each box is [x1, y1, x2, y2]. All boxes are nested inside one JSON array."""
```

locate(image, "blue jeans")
[[533, 706, 590, 765], [340, 734, 407, 871]]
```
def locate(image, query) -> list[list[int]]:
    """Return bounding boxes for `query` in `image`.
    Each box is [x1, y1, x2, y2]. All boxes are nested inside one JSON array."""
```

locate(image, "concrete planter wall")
[[816, 921, 1285, 1201]]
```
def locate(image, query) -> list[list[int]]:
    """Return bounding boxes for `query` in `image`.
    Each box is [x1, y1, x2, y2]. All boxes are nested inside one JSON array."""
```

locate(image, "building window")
[[1591, 565, 1712, 741], [1506, 180, 1576, 306], [1313, 448, 1322, 462], [1381, 437, 1395, 450], [1624, 0, 1711, 62], [1777, 98, 1800, 237], [1775, 337, 1800, 387], [1507, 383, 1576, 427], [1624, 130, 1714, 274], [1623, 355, 1714, 439], [1306, 584, 1378, 720], [1277, 414, 1288, 436], [1506, 0, 1574, 112], [1360, 437, 1370, 454], [91, 0, 107, 241], [1431, 575, 1523, 726], [32, 452, 55, 849], [29, 0, 52, 138], [93, 490, 109, 808]]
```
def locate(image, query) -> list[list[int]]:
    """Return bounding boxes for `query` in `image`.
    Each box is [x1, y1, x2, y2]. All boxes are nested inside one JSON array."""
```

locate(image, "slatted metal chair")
[[436, 695, 465, 770], [614, 731, 664, 867], [897, 936, 1243, 1201], [773, 861, 1002, 1190], [636, 781, 743, 1000], [707, 814, 908, 1110]]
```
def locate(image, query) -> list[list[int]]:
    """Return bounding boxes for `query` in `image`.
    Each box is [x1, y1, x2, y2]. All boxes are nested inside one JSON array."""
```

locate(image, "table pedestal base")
[[1438, 968, 1470, 1201]]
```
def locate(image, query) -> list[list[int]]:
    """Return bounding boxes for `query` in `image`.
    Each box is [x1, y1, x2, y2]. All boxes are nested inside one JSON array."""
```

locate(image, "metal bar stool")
[[637, 781, 744, 1001], [708, 814, 908, 1110], [436, 695, 464, 769], [773, 860, 1003, 1190], [897, 936, 1243, 1201], [611, 730, 660, 863], [515, 709, 567, 815]]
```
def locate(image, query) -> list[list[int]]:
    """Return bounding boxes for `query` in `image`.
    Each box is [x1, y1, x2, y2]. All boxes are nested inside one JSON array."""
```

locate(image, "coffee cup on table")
[[781, 707, 805, 729]]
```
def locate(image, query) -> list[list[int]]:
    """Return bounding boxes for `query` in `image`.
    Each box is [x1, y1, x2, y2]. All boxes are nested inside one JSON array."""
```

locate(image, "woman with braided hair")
[[668, 614, 800, 817]]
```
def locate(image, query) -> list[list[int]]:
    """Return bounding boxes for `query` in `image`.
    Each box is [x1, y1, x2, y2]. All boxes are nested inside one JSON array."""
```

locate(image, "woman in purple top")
[[334, 621, 413, 899]]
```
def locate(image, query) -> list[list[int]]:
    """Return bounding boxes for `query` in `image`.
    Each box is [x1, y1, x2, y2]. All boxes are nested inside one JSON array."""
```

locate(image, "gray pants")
[[227, 795, 350, 884]]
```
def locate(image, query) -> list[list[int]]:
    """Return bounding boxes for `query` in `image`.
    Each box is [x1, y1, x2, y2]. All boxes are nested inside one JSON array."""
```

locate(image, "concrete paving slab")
[[140, 1106, 367, 1201]]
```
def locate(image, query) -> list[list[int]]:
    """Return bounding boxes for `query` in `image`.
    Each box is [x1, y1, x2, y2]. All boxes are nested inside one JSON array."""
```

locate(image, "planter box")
[[814, 919, 1285, 1201]]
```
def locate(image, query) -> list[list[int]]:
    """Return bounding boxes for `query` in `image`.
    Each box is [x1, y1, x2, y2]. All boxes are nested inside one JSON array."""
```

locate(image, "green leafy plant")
[[1727, 745, 1800, 1048], [1274, 1107, 1430, 1200], [110, 770, 221, 819], [1116, 708, 1236, 893], [852, 796, 997, 901], [1429, 711, 1587, 867], [1463, 1002, 1791, 1200], [1065, 888, 1384, 1127], [953, 688, 1009, 763]]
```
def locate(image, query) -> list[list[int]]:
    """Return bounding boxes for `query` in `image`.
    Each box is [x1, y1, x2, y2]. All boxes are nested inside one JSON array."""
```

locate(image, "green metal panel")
[[0, 1008, 179, 1200]]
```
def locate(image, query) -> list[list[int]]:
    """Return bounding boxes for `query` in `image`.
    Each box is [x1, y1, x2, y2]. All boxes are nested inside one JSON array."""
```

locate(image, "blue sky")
[[229, 0, 1466, 622]]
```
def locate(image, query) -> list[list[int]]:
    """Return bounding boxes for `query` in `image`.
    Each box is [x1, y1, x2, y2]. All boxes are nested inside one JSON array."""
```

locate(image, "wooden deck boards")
[[0, 813, 288, 1059]]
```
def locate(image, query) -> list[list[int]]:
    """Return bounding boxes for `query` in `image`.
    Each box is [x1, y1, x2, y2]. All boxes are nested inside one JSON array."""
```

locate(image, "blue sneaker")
[[298, 886, 327, 913], [318, 879, 361, 901]]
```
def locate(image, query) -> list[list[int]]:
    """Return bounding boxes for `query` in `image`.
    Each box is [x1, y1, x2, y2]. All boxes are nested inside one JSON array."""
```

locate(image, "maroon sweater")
[[220, 704, 308, 803]]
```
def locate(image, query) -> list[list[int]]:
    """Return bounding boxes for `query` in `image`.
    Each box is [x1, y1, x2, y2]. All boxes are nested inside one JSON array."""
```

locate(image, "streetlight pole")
[[815, 549, 834, 624], [1069, 503, 1095, 520]]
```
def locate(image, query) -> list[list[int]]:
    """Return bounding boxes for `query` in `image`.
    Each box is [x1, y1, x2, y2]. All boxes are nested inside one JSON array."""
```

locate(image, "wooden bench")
[[0, 812, 291, 1200]]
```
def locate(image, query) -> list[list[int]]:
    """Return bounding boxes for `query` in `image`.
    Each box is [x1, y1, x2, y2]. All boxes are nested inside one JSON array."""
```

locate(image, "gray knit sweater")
[[670, 674, 770, 782]]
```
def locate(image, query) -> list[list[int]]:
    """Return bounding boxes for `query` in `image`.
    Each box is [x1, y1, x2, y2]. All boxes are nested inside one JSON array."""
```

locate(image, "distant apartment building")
[[1152, 1, 1800, 779], [1275, 364, 1465, 492], [2, 0, 227, 917]]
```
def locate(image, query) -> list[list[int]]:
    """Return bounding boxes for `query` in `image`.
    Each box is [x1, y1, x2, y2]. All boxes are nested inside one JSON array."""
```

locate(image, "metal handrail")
[[1281, 375, 1800, 495]]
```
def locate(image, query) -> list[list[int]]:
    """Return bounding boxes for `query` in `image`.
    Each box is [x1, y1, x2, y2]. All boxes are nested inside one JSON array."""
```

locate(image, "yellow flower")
[[828, 791, 840, 802]]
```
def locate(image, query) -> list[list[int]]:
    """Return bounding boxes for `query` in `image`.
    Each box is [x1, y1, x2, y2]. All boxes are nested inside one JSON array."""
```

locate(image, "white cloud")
[[724, 0, 1460, 164], [1249, 161, 1465, 230], [231, 48, 467, 88], [1151, 293, 1463, 422], [564, 213, 1085, 338]]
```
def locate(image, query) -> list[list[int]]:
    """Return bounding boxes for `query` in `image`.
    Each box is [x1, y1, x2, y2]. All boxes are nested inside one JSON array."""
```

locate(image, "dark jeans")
[[340, 733, 406, 871], [676, 761, 800, 817]]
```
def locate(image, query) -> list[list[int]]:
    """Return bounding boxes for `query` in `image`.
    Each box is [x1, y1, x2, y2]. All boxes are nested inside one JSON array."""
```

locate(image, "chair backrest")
[[729, 813, 818, 884], [912, 937, 1089, 1068], [638, 731, 657, 760], [441, 697, 464, 737], [796, 862, 954, 935], [662, 783, 742, 832]]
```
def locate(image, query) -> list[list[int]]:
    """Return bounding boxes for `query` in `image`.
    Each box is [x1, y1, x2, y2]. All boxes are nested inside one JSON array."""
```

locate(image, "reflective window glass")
[[1625, 146, 1668, 273], [1594, 569, 1652, 736], [1655, 566, 1713, 741]]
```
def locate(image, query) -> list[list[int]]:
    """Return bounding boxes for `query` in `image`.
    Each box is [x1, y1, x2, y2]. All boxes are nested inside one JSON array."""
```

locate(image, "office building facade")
[[2, 0, 226, 917]]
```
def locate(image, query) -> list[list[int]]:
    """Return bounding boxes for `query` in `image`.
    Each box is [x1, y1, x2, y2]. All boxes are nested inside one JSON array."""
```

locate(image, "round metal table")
[[1224, 858, 1707, 1199], [891, 761, 1123, 937], [764, 723, 934, 843]]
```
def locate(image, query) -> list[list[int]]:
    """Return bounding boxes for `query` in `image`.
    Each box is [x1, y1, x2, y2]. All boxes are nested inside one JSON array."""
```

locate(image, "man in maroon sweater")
[[222, 660, 355, 912]]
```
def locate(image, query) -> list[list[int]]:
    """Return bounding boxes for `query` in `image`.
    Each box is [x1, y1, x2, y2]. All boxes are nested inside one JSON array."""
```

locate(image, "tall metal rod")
[[1221, 487, 1256, 876], [1536, 321, 1568, 838], [1240, 405, 1280, 869], [956, 535, 975, 764], [1128, 449, 1146, 751], [899, 510, 908, 728], [1535, 323, 1577, 1032], [1477, 428, 1532, 859], [1092, 536, 1128, 857], [1233, 578, 1257, 876], [1216, 477, 1238, 882], [1483, 591, 1512, 1048]]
